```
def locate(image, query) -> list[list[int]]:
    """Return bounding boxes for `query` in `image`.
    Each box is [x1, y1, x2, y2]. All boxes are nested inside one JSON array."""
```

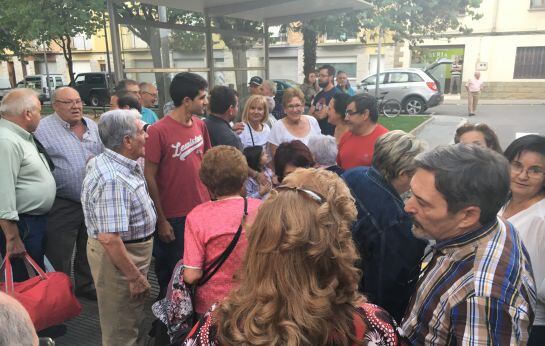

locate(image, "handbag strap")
[[197, 197, 248, 286], [246, 122, 255, 146], [1, 254, 47, 294]]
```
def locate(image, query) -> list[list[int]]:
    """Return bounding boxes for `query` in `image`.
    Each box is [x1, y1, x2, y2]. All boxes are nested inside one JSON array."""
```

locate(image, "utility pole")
[[375, 25, 382, 98], [42, 42, 52, 103]]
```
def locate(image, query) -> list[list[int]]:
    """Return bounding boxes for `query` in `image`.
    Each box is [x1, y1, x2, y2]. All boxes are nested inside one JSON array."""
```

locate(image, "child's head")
[[243, 146, 267, 172]]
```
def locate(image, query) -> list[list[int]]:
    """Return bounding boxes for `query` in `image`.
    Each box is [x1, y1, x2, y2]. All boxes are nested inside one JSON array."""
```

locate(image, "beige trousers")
[[87, 237, 153, 346], [468, 91, 481, 114]]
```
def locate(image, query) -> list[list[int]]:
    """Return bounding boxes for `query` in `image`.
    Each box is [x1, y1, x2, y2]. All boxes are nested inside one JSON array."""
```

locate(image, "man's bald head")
[[0, 89, 40, 118], [0, 88, 42, 132], [0, 292, 38, 346]]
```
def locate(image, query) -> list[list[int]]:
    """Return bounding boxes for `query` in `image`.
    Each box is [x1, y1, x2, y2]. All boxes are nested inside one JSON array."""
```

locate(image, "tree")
[[291, 0, 482, 78], [0, 0, 105, 84], [213, 17, 262, 96], [116, 3, 262, 101]]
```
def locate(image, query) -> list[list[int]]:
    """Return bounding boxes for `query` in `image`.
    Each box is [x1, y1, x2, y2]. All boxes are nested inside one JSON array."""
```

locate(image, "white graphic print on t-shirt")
[[171, 135, 203, 161]]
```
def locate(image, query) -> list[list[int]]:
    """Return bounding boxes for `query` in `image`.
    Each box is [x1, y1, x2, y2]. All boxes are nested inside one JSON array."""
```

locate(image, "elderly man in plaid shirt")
[[401, 144, 536, 345], [82, 109, 156, 346], [35, 87, 103, 300]]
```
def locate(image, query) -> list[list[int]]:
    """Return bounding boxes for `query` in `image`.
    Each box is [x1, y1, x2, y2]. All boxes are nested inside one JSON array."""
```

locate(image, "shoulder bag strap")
[[197, 197, 248, 286], [246, 122, 255, 146]]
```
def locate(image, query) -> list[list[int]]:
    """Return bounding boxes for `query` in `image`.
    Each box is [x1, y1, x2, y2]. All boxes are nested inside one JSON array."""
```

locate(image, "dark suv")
[[70, 72, 115, 106]]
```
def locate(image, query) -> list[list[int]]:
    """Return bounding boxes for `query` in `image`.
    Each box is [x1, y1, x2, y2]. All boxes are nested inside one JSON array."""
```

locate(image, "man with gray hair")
[[0, 292, 39, 346], [82, 109, 156, 346], [0, 89, 56, 281], [343, 130, 426, 322], [401, 144, 536, 344], [34, 86, 103, 300], [139, 82, 159, 124], [307, 135, 343, 175]]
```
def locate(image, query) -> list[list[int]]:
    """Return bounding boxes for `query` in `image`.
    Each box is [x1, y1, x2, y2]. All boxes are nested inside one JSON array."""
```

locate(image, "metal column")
[[107, 0, 124, 82], [263, 21, 270, 80], [205, 15, 215, 88]]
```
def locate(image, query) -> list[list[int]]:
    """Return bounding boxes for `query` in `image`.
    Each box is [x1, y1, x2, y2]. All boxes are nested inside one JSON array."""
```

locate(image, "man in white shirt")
[[465, 71, 485, 116]]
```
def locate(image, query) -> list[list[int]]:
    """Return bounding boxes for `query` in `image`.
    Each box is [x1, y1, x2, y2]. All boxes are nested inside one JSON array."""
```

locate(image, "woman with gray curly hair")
[[342, 130, 427, 323]]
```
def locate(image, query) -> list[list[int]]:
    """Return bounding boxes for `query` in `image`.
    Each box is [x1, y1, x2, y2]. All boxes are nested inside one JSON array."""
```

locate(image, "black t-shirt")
[[312, 86, 342, 136], [203, 115, 243, 151]]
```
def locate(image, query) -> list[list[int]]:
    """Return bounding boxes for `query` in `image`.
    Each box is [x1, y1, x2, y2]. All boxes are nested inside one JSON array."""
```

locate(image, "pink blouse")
[[183, 197, 260, 313]]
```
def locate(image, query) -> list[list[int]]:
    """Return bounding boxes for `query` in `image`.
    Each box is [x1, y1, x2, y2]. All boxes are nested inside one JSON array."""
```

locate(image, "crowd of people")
[[0, 64, 543, 346]]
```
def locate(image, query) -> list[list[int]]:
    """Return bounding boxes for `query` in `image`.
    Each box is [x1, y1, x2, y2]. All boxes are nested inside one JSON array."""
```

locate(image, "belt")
[[123, 234, 153, 244]]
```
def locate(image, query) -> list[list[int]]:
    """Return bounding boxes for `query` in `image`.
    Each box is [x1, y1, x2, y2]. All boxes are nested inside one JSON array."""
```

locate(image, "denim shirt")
[[342, 166, 427, 322]]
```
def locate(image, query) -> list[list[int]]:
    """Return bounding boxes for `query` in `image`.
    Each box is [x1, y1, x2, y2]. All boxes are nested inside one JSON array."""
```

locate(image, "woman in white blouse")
[[267, 88, 321, 158], [239, 95, 271, 148], [499, 134, 545, 346]]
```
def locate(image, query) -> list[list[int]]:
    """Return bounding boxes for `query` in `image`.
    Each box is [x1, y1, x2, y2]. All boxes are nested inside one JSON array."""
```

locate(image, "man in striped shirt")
[[401, 144, 536, 345]]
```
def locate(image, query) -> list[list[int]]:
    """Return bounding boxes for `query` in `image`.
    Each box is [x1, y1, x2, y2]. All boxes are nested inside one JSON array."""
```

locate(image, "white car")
[[358, 66, 446, 114]]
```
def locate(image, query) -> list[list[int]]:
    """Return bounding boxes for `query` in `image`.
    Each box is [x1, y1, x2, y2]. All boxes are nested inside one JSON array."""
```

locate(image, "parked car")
[[357, 66, 446, 114], [70, 72, 115, 106], [0, 78, 12, 101], [272, 79, 300, 102], [19, 74, 66, 103]]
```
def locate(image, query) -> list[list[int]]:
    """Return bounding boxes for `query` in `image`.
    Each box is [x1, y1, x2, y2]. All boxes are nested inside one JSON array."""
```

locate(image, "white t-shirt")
[[267, 115, 321, 147], [239, 122, 271, 148], [500, 198, 545, 326]]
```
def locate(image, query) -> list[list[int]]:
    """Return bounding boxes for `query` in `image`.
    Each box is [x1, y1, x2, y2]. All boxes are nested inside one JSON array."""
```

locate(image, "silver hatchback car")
[[358, 68, 444, 114]]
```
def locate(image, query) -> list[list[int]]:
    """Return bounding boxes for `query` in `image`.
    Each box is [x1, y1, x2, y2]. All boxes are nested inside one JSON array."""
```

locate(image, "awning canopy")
[[136, 0, 372, 25]]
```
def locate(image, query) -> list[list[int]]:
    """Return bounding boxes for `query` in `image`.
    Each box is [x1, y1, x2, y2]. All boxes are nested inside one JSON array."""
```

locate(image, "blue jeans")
[[0, 215, 47, 282], [153, 216, 185, 299]]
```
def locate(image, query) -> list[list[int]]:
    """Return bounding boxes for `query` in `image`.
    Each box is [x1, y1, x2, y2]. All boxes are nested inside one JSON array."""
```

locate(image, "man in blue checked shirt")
[[35, 87, 103, 300], [401, 144, 536, 345], [82, 110, 156, 346]]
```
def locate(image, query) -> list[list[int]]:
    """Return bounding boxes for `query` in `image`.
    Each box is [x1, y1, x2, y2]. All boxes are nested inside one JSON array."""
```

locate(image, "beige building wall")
[[412, 0, 545, 98]]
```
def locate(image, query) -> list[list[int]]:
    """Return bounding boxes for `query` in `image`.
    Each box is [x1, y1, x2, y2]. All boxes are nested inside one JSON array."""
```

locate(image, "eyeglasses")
[[55, 99, 82, 106], [510, 161, 545, 179], [140, 91, 158, 98], [286, 104, 303, 110], [345, 109, 360, 117], [275, 185, 325, 204]]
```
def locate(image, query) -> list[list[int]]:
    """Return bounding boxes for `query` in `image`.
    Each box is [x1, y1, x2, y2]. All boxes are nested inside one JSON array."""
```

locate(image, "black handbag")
[[151, 197, 248, 344]]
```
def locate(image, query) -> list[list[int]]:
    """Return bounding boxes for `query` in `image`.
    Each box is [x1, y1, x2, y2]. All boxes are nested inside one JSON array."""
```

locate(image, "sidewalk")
[[442, 95, 545, 105], [412, 115, 466, 149]]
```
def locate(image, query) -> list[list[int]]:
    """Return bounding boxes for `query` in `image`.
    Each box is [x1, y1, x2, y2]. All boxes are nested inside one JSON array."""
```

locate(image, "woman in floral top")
[[184, 168, 407, 345]]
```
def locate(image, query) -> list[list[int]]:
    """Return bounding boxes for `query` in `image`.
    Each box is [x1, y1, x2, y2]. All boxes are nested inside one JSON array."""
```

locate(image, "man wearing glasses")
[[35, 87, 103, 300], [309, 64, 342, 136], [337, 94, 388, 170], [139, 82, 159, 124]]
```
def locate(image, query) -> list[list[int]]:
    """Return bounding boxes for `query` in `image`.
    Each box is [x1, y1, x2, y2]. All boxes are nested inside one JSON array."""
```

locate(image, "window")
[[388, 72, 409, 83], [86, 75, 105, 85], [74, 75, 85, 86], [530, 0, 545, 9], [55, 77, 63, 87], [514, 47, 545, 79], [363, 73, 386, 85], [409, 73, 424, 82]]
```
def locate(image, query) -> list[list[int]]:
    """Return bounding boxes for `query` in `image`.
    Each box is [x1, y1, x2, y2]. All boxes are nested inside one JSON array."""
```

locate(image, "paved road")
[[429, 104, 545, 149]]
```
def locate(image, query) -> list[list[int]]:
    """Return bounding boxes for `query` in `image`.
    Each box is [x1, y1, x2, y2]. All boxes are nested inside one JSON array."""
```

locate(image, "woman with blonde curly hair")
[[184, 168, 405, 345]]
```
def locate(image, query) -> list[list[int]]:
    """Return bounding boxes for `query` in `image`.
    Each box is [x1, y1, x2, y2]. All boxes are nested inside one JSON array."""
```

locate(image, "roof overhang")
[[134, 0, 372, 25]]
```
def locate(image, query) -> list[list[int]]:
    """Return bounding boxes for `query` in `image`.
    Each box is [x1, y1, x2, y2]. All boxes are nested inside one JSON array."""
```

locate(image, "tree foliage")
[[0, 0, 105, 83], [293, 0, 482, 77]]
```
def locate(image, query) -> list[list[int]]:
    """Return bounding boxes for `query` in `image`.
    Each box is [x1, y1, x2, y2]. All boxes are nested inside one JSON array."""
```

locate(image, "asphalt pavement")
[[419, 103, 545, 149]]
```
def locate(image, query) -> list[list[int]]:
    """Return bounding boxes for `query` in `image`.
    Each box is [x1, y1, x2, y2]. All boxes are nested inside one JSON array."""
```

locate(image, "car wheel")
[[89, 93, 101, 107], [404, 97, 425, 115]]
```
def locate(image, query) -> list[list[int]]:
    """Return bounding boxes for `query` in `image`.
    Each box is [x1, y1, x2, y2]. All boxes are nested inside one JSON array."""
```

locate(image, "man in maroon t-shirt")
[[144, 72, 211, 298], [337, 94, 389, 170]]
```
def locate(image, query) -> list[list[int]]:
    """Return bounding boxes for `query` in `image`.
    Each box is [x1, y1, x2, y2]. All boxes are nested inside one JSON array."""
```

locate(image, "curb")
[[410, 116, 435, 136]]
